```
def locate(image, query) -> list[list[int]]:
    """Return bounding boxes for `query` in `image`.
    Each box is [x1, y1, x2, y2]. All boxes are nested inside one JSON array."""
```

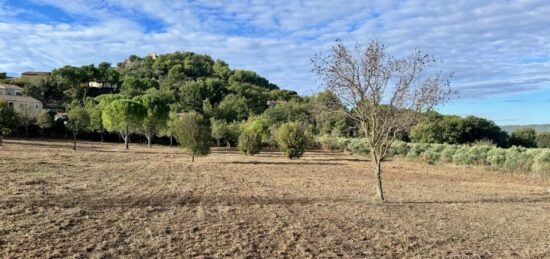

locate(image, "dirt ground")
[[1, 139, 549, 258]]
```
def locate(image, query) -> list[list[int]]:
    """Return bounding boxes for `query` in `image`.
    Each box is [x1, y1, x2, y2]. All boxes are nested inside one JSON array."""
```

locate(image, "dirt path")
[[1, 140, 549, 257]]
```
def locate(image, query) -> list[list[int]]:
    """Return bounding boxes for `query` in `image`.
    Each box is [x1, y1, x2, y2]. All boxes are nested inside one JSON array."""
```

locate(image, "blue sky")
[[1, 0, 549, 125]]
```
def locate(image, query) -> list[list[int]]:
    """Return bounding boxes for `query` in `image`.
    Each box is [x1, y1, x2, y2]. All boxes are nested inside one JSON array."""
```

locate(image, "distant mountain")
[[500, 124, 550, 133]]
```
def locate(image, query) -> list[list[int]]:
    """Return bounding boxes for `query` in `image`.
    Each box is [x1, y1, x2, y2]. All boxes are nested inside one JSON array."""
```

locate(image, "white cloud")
[[0, 0, 549, 98]]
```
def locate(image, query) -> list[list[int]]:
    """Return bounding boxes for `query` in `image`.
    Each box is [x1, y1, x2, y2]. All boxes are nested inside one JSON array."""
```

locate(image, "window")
[[8, 102, 13, 108], [35, 104, 39, 109]]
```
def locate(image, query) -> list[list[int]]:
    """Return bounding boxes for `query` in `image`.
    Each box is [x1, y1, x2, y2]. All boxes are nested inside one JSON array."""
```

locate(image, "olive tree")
[[313, 39, 453, 201], [173, 112, 211, 162], [102, 99, 146, 150], [0, 100, 19, 146], [67, 104, 90, 150]]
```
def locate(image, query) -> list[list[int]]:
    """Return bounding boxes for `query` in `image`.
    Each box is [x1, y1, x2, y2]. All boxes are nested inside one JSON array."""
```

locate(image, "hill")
[[500, 124, 550, 133]]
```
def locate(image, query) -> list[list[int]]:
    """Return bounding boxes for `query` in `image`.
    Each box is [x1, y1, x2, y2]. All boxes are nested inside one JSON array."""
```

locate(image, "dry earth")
[[1, 139, 550, 258]]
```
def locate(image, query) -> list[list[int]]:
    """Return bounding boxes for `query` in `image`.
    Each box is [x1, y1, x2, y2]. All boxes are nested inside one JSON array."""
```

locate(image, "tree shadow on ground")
[[15, 193, 350, 210], [6, 140, 185, 155], [221, 161, 344, 166], [386, 194, 550, 205]]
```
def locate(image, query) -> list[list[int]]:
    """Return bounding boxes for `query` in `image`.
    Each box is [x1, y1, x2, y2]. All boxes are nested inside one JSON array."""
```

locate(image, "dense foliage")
[[173, 112, 211, 161]]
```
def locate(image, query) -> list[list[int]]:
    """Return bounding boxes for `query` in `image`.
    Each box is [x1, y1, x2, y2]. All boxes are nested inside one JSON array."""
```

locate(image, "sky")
[[0, 0, 549, 125]]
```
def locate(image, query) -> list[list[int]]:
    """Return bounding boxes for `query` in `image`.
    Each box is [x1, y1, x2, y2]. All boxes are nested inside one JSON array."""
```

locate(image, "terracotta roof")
[[0, 84, 23, 90], [0, 95, 42, 103]]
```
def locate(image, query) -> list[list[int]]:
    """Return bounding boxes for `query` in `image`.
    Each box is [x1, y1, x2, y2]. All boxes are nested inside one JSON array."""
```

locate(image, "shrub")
[[390, 141, 410, 156], [440, 145, 458, 163], [532, 150, 550, 179], [346, 138, 370, 155], [337, 138, 351, 151], [275, 122, 308, 159], [466, 145, 492, 165], [486, 148, 507, 168], [318, 134, 340, 151], [452, 146, 475, 165], [407, 143, 431, 158], [421, 144, 445, 164], [238, 128, 262, 155], [504, 146, 535, 173]]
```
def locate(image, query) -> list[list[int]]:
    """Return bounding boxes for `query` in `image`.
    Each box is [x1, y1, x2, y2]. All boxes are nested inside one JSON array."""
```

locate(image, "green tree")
[[216, 94, 250, 122], [173, 112, 211, 162], [102, 99, 146, 149], [36, 111, 53, 137], [0, 100, 19, 146], [238, 128, 262, 156], [67, 104, 90, 150], [536, 133, 550, 148], [510, 128, 537, 148], [211, 118, 229, 147], [135, 93, 170, 147], [275, 122, 308, 159]]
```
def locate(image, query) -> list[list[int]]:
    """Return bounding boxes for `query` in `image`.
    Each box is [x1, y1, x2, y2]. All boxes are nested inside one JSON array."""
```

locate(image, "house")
[[0, 95, 43, 119], [0, 84, 23, 96], [88, 80, 118, 89]]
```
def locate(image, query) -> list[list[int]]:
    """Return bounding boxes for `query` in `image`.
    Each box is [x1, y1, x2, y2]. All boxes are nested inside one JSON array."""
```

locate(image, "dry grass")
[[1, 139, 550, 258]]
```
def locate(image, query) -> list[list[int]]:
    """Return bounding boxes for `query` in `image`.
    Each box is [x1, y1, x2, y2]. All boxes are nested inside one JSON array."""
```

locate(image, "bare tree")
[[312, 39, 454, 201]]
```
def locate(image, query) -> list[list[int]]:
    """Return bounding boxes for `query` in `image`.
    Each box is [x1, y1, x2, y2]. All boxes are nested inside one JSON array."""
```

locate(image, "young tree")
[[36, 111, 53, 137], [18, 104, 35, 138], [102, 99, 146, 150], [173, 112, 211, 162], [211, 118, 229, 147], [135, 94, 170, 147], [275, 122, 308, 159], [67, 104, 90, 150], [238, 128, 262, 155], [0, 100, 19, 146], [313, 39, 453, 201]]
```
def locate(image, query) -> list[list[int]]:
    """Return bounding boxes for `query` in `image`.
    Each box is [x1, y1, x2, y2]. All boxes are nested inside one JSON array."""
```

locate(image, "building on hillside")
[[267, 100, 286, 108], [88, 80, 118, 89], [8, 71, 50, 85], [0, 84, 23, 96], [85, 79, 119, 97], [0, 95, 43, 119], [0, 72, 6, 79]]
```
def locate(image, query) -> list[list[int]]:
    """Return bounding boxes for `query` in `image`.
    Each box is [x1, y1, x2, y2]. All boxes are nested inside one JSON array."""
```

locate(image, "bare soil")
[[1, 140, 549, 258]]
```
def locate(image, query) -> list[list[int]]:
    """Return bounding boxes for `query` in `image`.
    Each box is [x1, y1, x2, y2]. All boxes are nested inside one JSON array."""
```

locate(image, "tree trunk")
[[100, 130, 104, 142], [169, 135, 173, 147], [147, 135, 152, 148], [226, 140, 230, 148], [192, 152, 195, 162], [0, 135, 3, 146], [73, 131, 77, 151], [216, 138, 220, 147], [124, 126, 129, 150], [374, 160, 385, 201]]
